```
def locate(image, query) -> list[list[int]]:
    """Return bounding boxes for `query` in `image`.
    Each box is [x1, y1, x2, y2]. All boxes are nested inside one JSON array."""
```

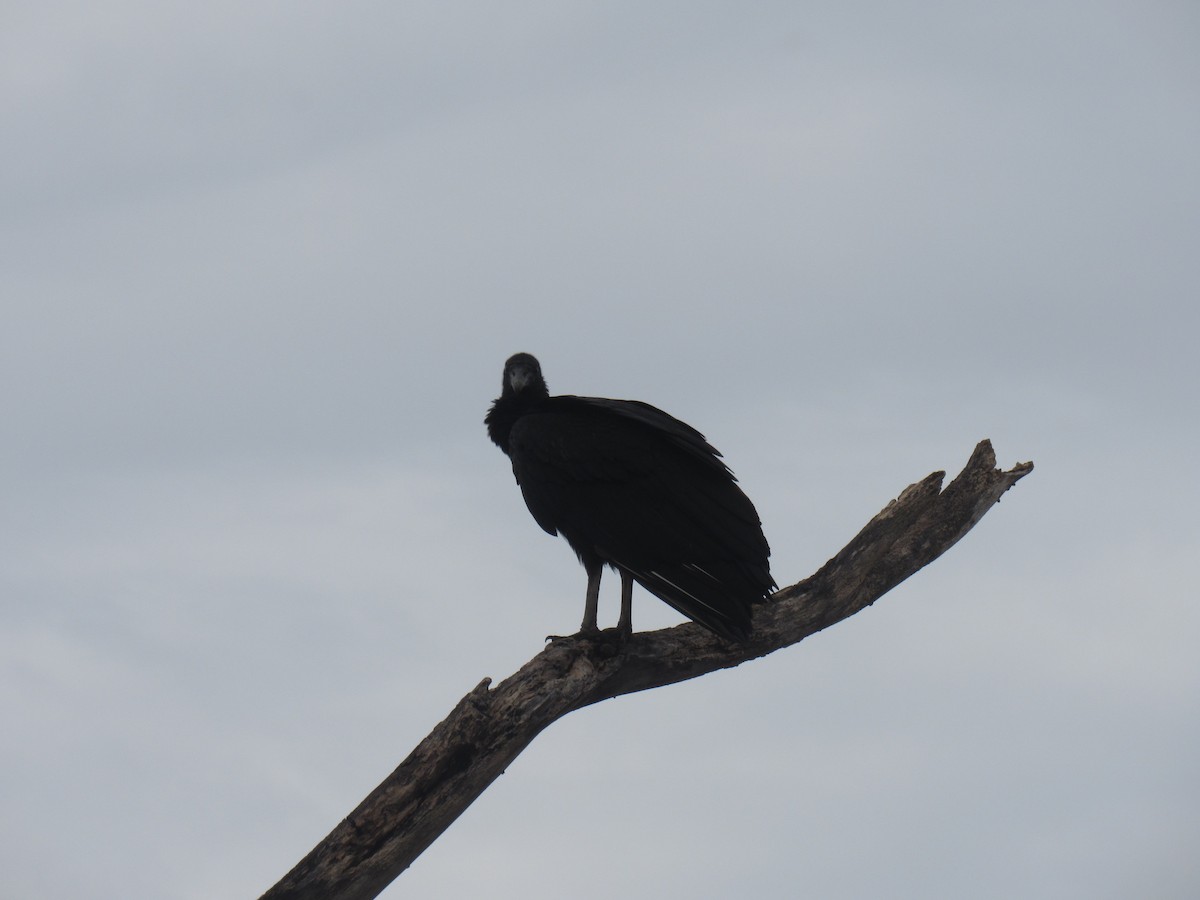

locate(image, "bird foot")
[[545, 626, 630, 655]]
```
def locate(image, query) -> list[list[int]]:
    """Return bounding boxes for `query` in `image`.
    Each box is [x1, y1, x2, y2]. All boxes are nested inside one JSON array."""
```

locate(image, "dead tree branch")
[[260, 439, 1032, 900]]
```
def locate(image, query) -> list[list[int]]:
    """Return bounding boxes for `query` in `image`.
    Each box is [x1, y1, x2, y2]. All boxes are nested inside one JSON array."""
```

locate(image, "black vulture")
[[485, 353, 774, 641]]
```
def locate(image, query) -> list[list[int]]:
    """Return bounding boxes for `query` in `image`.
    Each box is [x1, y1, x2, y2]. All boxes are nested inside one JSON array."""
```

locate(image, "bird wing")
[[507, 398, 769, 569], [571, 397, 733, 476]]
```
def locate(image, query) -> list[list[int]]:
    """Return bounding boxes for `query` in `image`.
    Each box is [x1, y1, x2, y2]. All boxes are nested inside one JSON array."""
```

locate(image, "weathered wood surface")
[[260, 440, 1033, 900]]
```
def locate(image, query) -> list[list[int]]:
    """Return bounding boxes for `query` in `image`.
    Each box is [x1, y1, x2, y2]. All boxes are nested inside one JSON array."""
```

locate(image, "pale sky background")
[[3, 2, 1198, 898]]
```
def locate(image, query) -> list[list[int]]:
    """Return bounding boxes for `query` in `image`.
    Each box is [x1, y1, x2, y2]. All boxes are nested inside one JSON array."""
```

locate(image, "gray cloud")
[[2, 2, 1197, 898]]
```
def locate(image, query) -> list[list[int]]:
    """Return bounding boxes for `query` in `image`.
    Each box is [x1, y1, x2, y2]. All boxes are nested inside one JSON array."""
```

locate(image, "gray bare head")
[[502, 353, 547, 398]]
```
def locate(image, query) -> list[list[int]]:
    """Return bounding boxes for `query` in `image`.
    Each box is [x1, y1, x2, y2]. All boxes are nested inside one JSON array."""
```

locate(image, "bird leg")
[[617, 570, 633, 638], [579, 560, 603, 636]]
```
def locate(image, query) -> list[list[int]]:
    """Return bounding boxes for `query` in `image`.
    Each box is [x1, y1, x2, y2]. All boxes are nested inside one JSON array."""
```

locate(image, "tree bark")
[[260, 439, 1033, 900]]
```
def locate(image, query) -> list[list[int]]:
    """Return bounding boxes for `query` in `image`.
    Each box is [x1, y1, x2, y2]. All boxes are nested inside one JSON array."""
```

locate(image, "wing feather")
[[507, 396, 774, 637]]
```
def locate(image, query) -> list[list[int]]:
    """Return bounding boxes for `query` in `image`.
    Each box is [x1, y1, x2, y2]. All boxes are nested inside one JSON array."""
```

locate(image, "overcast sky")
[[2, 2, 1198, 898]]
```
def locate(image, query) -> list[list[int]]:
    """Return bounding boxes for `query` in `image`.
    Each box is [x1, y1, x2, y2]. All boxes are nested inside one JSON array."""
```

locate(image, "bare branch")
[[260, 440, 1032, 900]]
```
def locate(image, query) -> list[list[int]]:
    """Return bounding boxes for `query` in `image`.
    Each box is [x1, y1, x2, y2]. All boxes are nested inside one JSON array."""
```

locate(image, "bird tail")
[[627, 562, 768, 642]]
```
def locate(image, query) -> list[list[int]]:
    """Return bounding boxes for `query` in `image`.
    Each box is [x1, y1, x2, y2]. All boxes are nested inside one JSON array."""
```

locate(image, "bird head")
[[502, 353, 548, 399]]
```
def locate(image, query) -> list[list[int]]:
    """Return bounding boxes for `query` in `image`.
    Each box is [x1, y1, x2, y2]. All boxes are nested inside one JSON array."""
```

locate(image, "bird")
[[485, 352, 774, 641]]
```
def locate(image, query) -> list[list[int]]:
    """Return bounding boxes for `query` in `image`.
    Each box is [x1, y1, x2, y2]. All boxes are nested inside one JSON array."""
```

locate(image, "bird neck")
[[485, 392, 539, 453]]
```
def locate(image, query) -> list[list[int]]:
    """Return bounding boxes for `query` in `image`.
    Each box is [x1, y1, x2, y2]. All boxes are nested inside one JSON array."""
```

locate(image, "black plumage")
[[485, 353, 774, 641]]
